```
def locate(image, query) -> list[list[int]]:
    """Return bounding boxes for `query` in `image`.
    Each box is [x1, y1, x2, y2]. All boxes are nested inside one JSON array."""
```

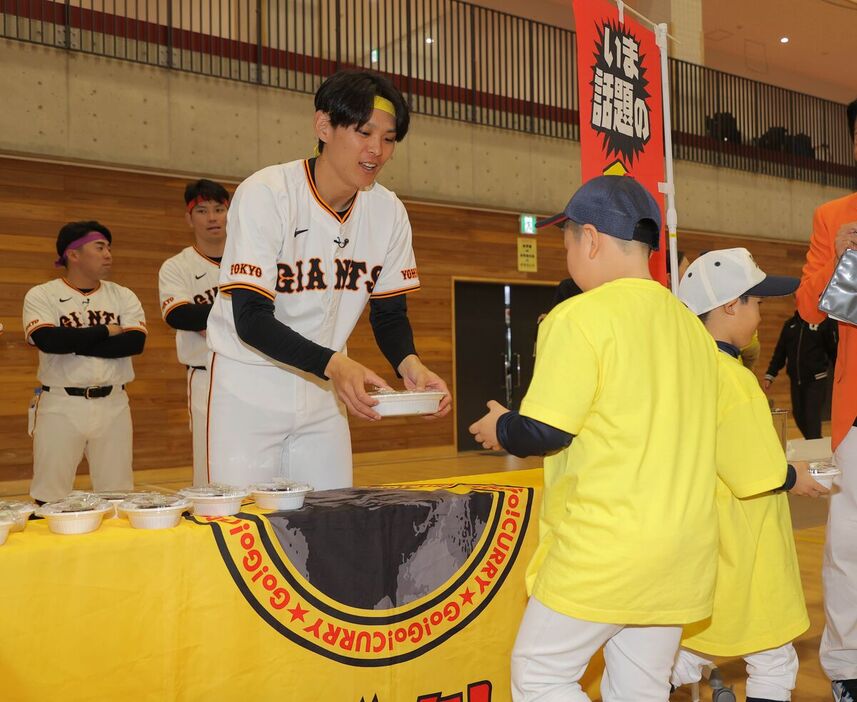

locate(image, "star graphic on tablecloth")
[[288, 602, 309, 622], [459, 587, 475, 606]]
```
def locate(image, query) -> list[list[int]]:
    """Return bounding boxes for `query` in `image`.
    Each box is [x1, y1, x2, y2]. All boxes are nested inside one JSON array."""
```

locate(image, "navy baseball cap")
[[536, 175, 662, 251]]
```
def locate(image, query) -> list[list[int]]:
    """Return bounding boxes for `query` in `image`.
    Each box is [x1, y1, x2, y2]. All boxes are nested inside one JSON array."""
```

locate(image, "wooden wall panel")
[[0, 156, 817, 483]]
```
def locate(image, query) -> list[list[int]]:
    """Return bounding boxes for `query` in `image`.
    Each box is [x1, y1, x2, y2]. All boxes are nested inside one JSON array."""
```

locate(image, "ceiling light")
[[779, 36, 789, 43], [425, 37, 434, 44]]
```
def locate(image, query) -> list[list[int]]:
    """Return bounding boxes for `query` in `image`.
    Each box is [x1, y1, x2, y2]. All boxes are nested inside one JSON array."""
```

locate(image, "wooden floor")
[[0, 445, 834, 701]]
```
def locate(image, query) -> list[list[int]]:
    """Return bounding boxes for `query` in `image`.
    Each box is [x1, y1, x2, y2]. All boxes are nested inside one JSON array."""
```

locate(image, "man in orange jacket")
[[796, 97, 857, 702]]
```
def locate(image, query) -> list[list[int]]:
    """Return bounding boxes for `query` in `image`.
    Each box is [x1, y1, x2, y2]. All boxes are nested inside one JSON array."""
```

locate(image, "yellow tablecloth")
[[0, 469, 599, 702]]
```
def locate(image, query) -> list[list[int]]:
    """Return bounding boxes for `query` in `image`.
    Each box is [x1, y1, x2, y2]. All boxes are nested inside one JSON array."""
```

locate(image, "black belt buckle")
[[84, 386, 101, 399]]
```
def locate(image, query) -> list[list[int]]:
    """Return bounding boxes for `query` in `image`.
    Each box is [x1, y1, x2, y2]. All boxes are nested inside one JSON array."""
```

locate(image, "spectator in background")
[[795, 97, 857, 702], [666, 249, 690, 289], [764, 310, 838, 439]]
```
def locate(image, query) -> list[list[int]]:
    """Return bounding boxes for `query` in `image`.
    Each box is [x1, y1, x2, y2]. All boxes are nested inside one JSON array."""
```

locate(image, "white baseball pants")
[[821, 425, 857, 681], [672, 644, 799, 700], [511, 597, 682, 702], [187, 367, 210, 487], [206, 353, 352, 490], [30, 388, 134, 502]]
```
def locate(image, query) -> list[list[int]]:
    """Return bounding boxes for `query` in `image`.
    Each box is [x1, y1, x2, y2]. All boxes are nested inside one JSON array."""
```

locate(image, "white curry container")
[[250, 481, 313, 510], [809, 461, 841, 491], [0, 510, 17, 545], [119, 493, 192, 530], [369, 390, 445, 417], [0, 500, 36, 532], [179, 485, 249, 517], [36, 495, 113, 535]]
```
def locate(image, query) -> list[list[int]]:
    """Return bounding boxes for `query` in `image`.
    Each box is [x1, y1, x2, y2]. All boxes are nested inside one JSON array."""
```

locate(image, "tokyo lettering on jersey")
[[159, 246, 220, 367], [23, 278, 147, 387], [207, 159, 420, 364]]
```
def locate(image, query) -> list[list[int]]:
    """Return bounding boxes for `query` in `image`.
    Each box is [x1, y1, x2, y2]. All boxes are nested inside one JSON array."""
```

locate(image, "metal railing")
[[2, 0, 855, 189]]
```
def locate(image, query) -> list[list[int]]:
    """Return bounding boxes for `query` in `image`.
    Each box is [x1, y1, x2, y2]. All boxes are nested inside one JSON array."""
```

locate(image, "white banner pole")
[[655, 22, 680, 294]]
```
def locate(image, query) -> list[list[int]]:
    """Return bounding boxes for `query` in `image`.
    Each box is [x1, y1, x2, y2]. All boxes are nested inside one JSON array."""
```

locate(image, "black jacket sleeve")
[[765, 318, 792, 379], [81, 330, 147, 358], [822, 318, 839, 364], [164, 303, 212, 332], [369, 295, 417, 373], [496, 411, 574, 458], [230, 288, 334, 379], [30, 325, 109, 354]]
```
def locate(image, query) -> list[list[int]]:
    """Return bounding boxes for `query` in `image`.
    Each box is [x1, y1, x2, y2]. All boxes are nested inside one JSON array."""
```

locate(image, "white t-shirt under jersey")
[[23, 278, 147, 387], [159, 246, 220, 368], [207, 159, 420, 365]]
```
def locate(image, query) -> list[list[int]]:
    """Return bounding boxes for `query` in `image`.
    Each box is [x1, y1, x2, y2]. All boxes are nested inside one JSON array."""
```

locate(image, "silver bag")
[[819, 249, 857, 325]]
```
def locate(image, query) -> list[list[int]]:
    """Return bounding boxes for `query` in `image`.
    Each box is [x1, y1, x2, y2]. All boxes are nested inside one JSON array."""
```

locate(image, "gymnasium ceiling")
[[475, 0, 857, 103]]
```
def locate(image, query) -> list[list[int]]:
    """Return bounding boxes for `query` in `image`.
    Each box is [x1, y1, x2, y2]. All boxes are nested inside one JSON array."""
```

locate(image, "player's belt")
[[42, 385, 124, 399], [186, 365, 207, 371]]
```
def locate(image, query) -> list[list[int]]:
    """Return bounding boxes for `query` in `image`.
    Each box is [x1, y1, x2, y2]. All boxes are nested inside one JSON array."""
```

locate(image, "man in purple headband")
[[22, 221, 147, 502]]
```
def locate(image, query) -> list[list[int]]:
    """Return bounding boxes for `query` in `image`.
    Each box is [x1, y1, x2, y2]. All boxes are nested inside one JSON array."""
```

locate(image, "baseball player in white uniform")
[[206, 69, 451, 490], [159, 179, 229, 486], [23, 221, 147, 503]]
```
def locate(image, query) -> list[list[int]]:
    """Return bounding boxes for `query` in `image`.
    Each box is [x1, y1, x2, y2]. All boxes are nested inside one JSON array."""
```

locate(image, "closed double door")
[[454, 281, 556, 451]]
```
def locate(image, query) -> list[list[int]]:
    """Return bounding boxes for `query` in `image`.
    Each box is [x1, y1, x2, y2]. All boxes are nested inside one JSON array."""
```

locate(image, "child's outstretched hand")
[[469, 400, 510, 451], [790, 460, 830, 498]]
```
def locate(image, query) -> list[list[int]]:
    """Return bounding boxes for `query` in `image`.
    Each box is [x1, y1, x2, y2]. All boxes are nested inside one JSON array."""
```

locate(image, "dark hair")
[[848, 98, 857, 140], [55, 220, 112, 266], [697, 294, 750, 323], [665, 249, 687, 277], [184, 179, 230, 206], [314, 70, 410, 153]]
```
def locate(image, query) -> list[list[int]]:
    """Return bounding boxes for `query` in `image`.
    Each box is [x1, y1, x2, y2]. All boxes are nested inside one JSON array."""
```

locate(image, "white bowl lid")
[[0, 499, 37, 514], [179, 484, 248, 499], [370, 389, 445, 398], [250, 480, 313, 494], [119, 493, 191, 511], [37, 495, 113, 516], [809, 460, 840, 476]]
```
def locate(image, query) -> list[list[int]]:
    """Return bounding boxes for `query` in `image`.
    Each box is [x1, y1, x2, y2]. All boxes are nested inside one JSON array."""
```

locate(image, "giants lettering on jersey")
[[275, 259, 383, 294], [193, 287, 218, 305], [60, 310, 121, 327]]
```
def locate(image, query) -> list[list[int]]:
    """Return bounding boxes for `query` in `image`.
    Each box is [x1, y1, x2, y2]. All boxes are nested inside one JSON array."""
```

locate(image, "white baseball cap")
[[678, 247, 799, 315]]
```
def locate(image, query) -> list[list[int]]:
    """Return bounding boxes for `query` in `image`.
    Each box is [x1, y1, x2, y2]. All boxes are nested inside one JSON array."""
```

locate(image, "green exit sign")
[[519, 214, 537, 234]]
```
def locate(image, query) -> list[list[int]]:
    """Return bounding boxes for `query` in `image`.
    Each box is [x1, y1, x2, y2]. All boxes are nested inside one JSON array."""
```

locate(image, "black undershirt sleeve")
[[30, 326, 146, 358], [230, 288, 334, 379], [369, 295, 417, 373], [778, 464, 797, 492], [496, 411, 574, 458], [30, 325, 109, 354], [164, 303, 212, 332], [82, 330, 147, 359]]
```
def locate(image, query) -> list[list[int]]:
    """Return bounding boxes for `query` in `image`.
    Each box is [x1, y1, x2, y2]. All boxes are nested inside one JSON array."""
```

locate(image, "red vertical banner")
[[573, 0, 667, 284]]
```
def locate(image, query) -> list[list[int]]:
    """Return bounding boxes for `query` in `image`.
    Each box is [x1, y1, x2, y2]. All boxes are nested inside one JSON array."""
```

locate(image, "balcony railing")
[[2, 0, 855, 189]]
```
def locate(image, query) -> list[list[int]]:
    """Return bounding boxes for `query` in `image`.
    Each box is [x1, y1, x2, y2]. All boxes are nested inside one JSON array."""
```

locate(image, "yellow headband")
[[373, 96, 397, 118]]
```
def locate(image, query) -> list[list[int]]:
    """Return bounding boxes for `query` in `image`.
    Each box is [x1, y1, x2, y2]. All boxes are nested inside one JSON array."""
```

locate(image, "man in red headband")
[[158, 179, 230, 485], [22, 221, 147, 502]]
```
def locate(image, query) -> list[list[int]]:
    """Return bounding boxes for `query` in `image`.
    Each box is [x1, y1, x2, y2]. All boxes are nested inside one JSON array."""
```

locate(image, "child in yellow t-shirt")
[[470, 177, 774, 701], [674, 248, 828, 701]]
